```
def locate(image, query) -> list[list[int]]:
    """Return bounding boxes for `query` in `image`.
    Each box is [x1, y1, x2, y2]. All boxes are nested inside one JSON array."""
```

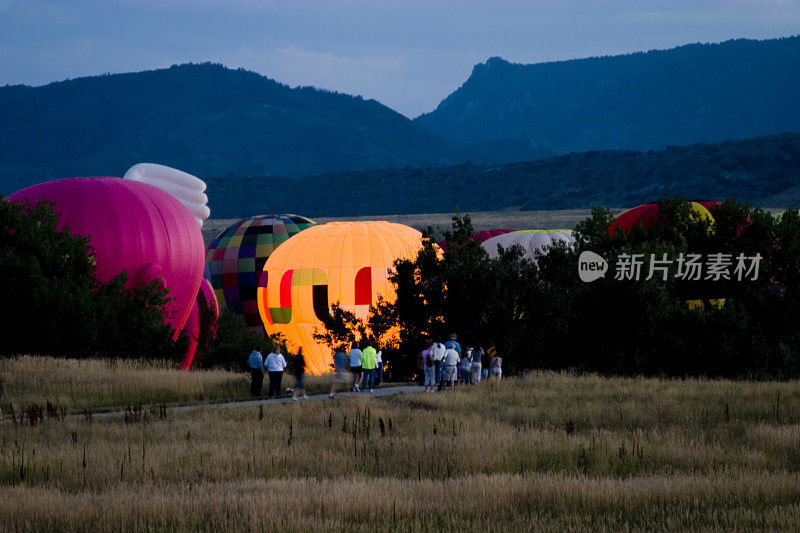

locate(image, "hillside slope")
[[415, 36, 800, 153], [0, 63, 547, 194], [204, 133, 800, 218]]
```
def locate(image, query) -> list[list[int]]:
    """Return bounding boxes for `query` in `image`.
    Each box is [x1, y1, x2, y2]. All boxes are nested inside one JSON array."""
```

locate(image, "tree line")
[[319, 198, 800, 379], [7, 194, 800, 379]]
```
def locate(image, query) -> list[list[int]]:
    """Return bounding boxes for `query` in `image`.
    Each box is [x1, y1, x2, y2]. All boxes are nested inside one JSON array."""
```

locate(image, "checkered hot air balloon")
[[206, 214, 316, 333]]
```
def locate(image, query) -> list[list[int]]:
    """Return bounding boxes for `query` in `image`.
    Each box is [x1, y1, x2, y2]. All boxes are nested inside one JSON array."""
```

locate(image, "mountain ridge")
[[0, 62, 548, 194], [415, 35, 800, 153], [2, 36, 799, 212]]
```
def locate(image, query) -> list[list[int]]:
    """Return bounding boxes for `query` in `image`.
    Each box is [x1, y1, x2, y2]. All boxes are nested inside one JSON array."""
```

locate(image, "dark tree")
[[343, 200, 800, 379], [0, 196, 185, 360]]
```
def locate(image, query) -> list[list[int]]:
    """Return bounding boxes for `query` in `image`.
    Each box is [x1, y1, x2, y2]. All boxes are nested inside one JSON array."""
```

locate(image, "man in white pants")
[[441, 345, 460, 390], [471, 347, 483, 384]]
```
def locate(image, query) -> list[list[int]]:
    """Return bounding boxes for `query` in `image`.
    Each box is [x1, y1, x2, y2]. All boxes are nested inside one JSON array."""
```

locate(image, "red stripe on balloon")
[[354, 266, 372, 305], [280, 270, 293, 308]]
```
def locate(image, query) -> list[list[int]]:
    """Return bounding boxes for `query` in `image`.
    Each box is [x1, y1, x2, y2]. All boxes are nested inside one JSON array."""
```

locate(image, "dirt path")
[[1, 385, 426, 424], [77, 385, 425, 421]]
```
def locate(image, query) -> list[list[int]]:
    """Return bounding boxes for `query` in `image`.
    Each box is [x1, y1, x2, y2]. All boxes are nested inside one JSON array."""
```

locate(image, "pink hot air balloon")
[[180, 278, 220, 369], [182, 305, 201, 370], [437, 229, 515, 252], [198, 277, 220, 335], [8, 177, 205, 344]]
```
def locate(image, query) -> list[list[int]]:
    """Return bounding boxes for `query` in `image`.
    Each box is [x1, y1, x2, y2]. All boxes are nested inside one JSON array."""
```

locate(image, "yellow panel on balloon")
[[256, 221, 429, 374]]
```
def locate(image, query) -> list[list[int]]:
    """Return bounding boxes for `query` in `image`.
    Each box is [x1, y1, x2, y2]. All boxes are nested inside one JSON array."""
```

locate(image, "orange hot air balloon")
[[257, 221, 428, 374]]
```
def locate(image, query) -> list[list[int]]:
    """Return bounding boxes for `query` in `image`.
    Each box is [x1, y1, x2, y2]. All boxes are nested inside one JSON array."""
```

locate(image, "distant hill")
[[415, 36, 800, 153], [0, 63, 548, 194], [204, 132, 800, 218]]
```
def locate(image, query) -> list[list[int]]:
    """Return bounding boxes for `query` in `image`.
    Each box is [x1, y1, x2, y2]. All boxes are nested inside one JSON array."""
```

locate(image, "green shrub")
[[1, 196, 185, 360]]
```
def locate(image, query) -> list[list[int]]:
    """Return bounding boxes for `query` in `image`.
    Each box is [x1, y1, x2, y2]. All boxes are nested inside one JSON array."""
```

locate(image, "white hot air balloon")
[[123, 163, 210, 227], [481, 230, 575, 262]]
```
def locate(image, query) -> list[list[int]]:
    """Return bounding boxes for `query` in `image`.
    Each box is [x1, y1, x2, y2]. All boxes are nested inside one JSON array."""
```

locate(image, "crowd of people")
[[247, 334, 502, 398], [247, 344, 290, 398], [421, 334, 502, 392], [330, 340, 384, 397]]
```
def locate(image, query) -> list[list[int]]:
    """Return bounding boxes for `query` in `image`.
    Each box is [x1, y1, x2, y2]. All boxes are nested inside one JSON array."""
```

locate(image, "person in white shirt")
[[265, 345, 288, 398], [432, 341, 446, 389], [374, 348, 383, 387], [349, 343, 363, 392], [490, 350, 503, 381], [442, 346, 460, 390]]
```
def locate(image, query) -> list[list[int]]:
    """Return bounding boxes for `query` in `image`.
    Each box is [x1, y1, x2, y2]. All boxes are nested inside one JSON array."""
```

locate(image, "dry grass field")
[[0, 356, 333, 414], [2, 357, 800, 531]]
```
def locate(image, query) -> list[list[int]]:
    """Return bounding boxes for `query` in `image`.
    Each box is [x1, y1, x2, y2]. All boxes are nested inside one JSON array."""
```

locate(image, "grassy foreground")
[[2, 359, 800, 530], [0, 356, 333, 414]]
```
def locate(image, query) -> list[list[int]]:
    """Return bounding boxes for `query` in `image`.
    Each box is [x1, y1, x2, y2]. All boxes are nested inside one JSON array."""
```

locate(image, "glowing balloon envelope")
[[8, 177, 205, 339], [206, 214, 316, 333], [256, 221, 428, 374], [481, 230, 575, 261]]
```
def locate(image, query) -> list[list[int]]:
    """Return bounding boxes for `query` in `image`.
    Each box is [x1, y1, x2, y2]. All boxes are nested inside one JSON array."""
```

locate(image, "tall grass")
[[3, 474, 800, 531], [2, 368, 800, 530], [0, 355, 334, 414]]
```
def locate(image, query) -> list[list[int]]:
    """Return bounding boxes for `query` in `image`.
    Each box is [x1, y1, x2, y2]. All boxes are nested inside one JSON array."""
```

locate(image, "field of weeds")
[[2, 363, 800, 530], [0, 356, 334, 414]]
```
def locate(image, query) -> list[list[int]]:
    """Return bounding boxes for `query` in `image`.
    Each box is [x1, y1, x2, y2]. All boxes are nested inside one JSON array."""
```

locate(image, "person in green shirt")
[[361, 341, 377, 392]]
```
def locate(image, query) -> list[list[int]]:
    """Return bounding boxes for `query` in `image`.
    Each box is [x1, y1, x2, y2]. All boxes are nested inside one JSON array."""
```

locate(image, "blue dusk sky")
[[1, 0, 798, 117]]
